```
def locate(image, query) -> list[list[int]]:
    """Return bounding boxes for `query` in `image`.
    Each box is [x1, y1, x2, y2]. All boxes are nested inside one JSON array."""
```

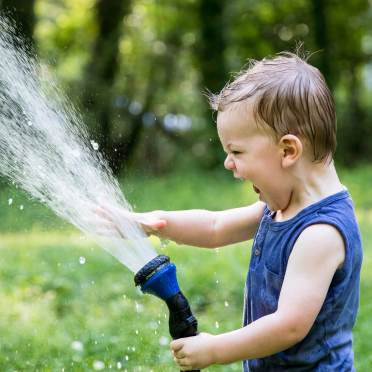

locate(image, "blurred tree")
[[111, 0, 194, 174], [12, 0, 372, 171], [325, 0, 371, 165], [195, 0, 228, 93], [0, 0, 36, 50], [194, 0, 228, 166], [311, 0, 333, 89], [82, 0, 131, 171]]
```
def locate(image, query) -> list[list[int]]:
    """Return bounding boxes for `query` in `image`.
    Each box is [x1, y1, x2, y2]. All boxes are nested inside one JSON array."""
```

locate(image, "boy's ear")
[[279, 134, 303, 168]]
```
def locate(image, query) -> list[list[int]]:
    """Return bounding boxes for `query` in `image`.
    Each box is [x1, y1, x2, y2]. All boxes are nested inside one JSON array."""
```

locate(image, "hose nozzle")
[[134, 255, 200, 370]]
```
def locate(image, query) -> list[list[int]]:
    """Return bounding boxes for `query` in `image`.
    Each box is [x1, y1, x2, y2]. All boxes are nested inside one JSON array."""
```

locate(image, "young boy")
[[105, 53, 363, 371]]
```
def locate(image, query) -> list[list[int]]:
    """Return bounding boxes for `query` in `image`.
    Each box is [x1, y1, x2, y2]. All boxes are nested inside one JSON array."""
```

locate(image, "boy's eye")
[[232, 151, 241, 155]]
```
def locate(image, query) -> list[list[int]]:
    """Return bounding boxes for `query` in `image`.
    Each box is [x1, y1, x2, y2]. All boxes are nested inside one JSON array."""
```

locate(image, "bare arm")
[[171, 223, 345, 369], [147, 201, 265, 248]]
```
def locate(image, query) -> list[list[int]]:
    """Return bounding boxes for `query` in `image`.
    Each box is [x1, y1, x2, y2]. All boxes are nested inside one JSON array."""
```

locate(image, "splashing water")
[[0, 18, 157, 272]]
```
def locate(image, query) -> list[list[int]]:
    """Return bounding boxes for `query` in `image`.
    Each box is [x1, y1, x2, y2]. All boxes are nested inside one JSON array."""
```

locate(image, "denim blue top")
[[243, 190, 363, 371]]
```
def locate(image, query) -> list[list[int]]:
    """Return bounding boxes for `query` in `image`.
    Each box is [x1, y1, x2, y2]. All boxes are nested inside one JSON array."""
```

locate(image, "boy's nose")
[[224, 155, 235, 171]]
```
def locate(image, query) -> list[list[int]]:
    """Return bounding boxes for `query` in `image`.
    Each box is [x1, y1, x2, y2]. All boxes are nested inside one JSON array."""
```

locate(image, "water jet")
[[0, 17, 201, 369]]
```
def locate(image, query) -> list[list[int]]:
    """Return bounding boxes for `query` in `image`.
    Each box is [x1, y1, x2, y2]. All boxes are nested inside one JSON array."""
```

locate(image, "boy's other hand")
[[170, 332, 216, 370], [94, 204, 167, 238]]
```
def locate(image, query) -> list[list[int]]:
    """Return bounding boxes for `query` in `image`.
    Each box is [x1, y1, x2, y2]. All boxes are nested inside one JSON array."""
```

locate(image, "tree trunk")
[[346, 63, 366, 164], [83, 0, 131, 165], [195, 0, 228, 166], [311, 0, 333, 90]]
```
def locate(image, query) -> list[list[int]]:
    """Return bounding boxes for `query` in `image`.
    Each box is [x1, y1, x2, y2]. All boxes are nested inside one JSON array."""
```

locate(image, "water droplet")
[[117, 362, 122, 369], [135, 301, 144, 313], [160, 239, 169, 249], [8, 198, 13, 205], [215, 321, 219, 329], [125, 355, 129, 361], [224, 301, 229, 307], [90, 140, 99, 150], [27, 120, 32, 126], [19, 204, 24, 210], [131, 346, 136, 351], [149, 321, 158, 329], [159, 336, 169, 346], [71, 340, 84, 352], [79, 256, 86, 265], [93, 360, 105, 370], [216, 279, 219, 284], [135, 329, 139, 335]]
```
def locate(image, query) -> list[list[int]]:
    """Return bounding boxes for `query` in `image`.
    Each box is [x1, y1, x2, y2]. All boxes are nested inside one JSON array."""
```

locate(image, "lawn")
[[0, 166, 371, 371]]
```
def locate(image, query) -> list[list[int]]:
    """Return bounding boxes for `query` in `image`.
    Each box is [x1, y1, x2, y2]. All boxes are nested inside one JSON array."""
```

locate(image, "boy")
[[104, 53, 363, 371]]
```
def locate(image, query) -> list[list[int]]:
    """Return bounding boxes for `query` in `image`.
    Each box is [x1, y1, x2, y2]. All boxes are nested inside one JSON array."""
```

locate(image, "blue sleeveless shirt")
[[243, 190, 363, 371]]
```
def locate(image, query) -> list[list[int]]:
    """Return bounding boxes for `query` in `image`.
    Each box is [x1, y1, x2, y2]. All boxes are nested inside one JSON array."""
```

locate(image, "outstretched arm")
[[152, 201, 265, 248], [97, 201, 265, 248], [171, 223, 345, 370]]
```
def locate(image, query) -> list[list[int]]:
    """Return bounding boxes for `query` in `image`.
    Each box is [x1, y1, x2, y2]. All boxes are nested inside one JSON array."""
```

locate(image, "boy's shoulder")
[[264, 189, 355, 225]]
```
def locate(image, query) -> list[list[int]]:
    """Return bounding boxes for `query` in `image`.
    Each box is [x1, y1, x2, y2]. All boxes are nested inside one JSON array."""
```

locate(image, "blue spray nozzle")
[[141, 262, 180, 300], [134, 255, 200, 371]]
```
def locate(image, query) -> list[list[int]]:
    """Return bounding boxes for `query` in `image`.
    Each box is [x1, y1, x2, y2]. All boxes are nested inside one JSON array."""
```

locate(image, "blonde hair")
[[209, 52, 336, 162]]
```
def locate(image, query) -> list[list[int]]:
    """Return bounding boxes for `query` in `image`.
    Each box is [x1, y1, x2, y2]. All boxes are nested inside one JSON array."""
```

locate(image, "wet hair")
[[209, 52, 336, 162]]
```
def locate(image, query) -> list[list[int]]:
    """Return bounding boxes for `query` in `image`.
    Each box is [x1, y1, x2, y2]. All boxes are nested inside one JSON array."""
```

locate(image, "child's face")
[[217, 103, 292, 211]]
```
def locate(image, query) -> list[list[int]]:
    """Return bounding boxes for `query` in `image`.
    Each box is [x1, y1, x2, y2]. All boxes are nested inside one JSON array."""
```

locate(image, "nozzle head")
[[134, 255, 170, 286], [134, 255, 180, 301]]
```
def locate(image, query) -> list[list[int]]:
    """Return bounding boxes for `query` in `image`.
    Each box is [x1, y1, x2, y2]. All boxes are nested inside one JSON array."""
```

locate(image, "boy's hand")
[[170, 333, 217, 370], [95, 204, 167, 238]]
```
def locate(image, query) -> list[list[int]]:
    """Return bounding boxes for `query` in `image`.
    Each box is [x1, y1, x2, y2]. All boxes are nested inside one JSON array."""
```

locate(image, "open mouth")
[[253, 184, 260, 194]]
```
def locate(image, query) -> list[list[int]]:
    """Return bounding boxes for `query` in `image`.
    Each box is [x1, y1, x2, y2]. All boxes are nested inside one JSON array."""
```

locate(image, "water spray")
[[135, 255, 200, 372], [0, 17, 201, 370]]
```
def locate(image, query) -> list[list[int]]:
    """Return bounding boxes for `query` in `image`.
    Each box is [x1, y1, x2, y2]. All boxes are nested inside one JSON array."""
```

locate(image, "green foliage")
[[4, 0, 372, 171], [0, 167, 371, 370], [34, 0, 96, 84]]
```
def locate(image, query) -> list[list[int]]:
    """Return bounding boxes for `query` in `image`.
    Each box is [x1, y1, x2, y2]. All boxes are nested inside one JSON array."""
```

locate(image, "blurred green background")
[[0, 0, 372, 371]]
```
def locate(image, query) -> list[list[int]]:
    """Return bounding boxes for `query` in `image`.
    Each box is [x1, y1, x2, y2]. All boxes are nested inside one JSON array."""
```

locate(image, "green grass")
[[0, 166, 371, 371]]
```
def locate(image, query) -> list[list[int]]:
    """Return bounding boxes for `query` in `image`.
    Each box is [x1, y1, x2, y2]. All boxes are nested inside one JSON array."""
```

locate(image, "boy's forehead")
[[216, 102, 257, 135]]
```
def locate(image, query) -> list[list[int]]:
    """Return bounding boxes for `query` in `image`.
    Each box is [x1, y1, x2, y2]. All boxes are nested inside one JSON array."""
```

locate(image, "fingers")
[[174, 356, 194, 371], [174, 357, 190, 371], [170, 339, 183, 352], [153, 219, 167, 230], [173, 349, 186, 359], [94, 225, 125, 239], [94, 201, 168, 237], [140, 219, 167, 234], [94, 205, 114, 222], [171, 339, 192, 369]]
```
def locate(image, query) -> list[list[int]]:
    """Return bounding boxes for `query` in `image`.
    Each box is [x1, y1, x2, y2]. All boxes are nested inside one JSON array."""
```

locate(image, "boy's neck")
[[275, 160, 344, 222]]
